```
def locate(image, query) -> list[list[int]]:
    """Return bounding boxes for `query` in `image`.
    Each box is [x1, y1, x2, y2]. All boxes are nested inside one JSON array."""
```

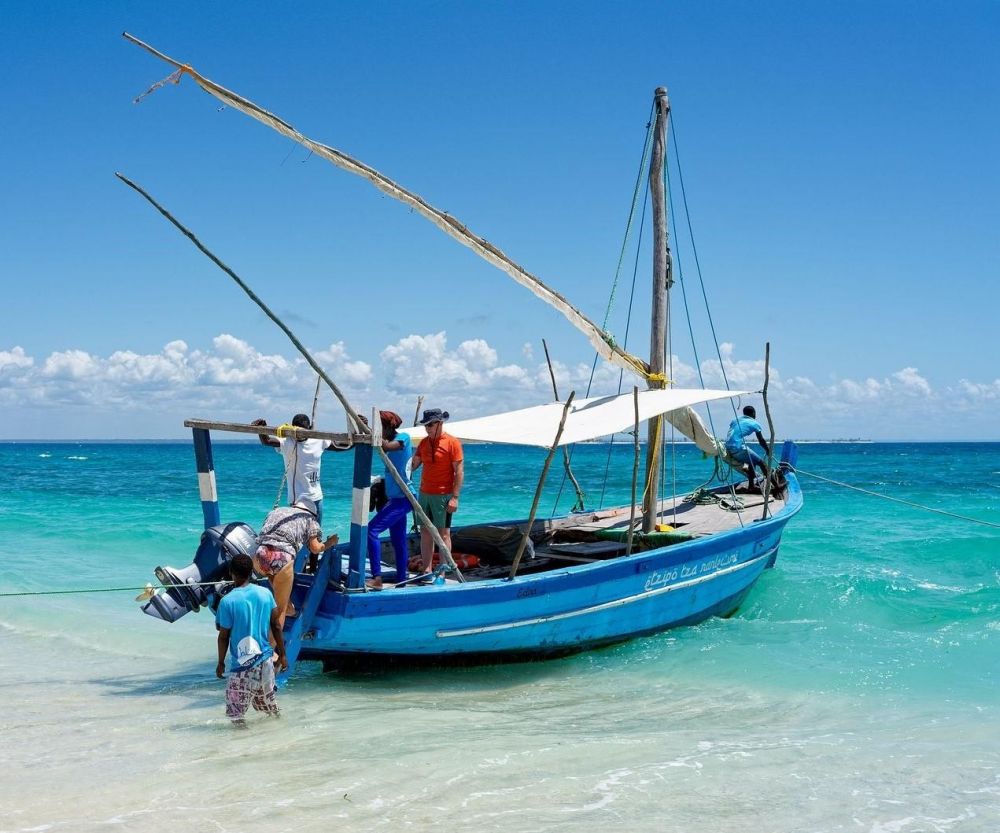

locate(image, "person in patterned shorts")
[[215, 553, 287, 725]]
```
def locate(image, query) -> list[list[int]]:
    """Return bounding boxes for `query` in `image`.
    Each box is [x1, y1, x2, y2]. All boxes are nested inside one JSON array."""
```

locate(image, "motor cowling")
[[141, 522, 257, 623]]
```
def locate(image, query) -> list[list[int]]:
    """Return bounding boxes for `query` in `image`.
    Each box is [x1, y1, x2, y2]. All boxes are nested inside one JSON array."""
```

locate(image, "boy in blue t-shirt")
[[725, 405, 771, 492], [216, 553, 287, 724]]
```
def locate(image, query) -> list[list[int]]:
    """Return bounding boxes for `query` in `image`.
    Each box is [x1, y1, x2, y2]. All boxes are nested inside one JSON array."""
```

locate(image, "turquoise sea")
[[1, 441, 998, 833]]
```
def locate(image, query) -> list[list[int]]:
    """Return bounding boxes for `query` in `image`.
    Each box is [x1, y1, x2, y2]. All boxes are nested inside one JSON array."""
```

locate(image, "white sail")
[[404, 388, 747, 448]]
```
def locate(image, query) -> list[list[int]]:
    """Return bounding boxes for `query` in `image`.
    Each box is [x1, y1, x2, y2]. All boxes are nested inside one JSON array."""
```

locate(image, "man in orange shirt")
[[411, 408, 464, 575]]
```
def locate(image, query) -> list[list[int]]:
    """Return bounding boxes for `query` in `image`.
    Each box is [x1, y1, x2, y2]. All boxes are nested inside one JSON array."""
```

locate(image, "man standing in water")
[[725, 405, 771, 492], [216, 553, 287, 726], [411, 408, 463, 576]]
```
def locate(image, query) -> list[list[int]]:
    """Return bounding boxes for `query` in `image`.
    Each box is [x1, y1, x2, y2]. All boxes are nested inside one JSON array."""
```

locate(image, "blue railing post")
[[192, 428, 221, 529], [346, 442, 374, 589], [278, 539, 341, 683]]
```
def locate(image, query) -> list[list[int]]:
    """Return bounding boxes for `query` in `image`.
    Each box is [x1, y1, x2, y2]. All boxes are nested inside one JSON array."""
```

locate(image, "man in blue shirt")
[[725, 405, 771, 492], [216, 553, 287, 725], [366, 410, 413, 590]]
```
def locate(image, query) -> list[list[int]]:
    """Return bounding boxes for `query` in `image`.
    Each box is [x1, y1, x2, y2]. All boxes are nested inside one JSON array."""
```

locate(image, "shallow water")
[[1, 442, 998, 832]]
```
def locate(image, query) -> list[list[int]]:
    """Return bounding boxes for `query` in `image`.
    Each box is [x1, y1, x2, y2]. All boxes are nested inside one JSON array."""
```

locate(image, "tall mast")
[[642, 87, 672, 532]]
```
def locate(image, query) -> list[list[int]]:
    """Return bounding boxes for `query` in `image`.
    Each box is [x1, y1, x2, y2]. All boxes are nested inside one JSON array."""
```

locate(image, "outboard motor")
[[141, 522, 256, 623]]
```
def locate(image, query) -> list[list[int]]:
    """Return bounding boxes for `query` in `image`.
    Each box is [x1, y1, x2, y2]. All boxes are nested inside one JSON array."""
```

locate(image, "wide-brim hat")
[[418, 408, 450, 425], [292, 498, 318, 516]]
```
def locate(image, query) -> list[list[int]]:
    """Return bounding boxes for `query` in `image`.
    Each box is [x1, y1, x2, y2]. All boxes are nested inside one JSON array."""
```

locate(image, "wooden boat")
[[124, 35, 803, 675]]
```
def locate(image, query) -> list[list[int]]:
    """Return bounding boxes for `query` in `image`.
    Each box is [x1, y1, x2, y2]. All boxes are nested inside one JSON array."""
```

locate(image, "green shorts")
[[418, 492, 453, 529]]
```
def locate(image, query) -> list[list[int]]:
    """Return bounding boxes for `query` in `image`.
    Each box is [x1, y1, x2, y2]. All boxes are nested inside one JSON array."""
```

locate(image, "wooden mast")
[[642, 87, 672, 533]]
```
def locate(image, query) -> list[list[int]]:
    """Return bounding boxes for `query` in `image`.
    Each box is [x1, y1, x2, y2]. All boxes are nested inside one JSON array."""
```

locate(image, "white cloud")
[[381, 332, 540, 398], [42, 349, 100, 380], [0, 346, 33, 375], [955, 379, 1000, 400], [4, 337, 1000, 440], [892, 367, 932, 396], [699, 342, 769, 390]]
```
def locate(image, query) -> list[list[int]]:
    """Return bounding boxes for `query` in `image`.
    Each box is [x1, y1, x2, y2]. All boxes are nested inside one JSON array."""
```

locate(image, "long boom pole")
[[121, 32, 649, 381], [642, 87, 672, 533]]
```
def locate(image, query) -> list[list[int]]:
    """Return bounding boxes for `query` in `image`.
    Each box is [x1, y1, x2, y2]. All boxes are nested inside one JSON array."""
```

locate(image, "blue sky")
[[2, 1, 998, 439]]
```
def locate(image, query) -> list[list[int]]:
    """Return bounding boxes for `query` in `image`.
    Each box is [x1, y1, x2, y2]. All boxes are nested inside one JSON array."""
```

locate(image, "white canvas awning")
[[404, 388, 749, 448]]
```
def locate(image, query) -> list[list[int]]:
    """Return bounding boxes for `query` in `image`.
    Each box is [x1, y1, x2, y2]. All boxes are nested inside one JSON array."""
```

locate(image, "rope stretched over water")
[[793, 467, 1000, 529], [0, 581, 231, 598]]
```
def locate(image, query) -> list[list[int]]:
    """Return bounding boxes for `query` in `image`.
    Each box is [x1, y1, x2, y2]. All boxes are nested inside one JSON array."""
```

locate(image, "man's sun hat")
[[419, 408, 450, 425], [292, 497, 318, 516]]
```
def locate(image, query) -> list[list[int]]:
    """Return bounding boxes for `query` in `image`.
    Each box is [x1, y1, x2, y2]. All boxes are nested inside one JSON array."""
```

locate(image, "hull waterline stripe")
[[436, 548, 775, 638], [197, 471, 217, 503]]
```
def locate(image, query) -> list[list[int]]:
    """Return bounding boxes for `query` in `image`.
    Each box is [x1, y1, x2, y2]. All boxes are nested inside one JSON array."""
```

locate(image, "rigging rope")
[[551, 115, 655, 517], [601, 105, 656, 332], [792, 467, 1000, 529], [0, 581, 231, 599]]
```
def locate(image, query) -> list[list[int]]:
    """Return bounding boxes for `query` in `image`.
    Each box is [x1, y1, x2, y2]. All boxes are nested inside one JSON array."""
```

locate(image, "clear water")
[[1, 442, 998, 832]]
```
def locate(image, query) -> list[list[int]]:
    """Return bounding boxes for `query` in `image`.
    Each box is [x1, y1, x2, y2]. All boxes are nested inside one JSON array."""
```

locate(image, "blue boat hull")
[[292, 473, 803, 667]]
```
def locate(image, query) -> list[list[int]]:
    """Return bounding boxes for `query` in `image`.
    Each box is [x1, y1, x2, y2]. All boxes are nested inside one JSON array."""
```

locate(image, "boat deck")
[[561, 487, 784, 538], [369, 484, 789, 583]]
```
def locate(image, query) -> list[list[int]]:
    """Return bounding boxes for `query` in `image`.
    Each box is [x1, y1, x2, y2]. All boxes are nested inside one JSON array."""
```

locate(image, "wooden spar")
[[119, 175, 460, 573], [509, 392, 575, 580], [184, 419, 363, 444], [642, 87, 671, 533], [761, 342, 775, 520], [121, 32, 649, 381], [117, 173, 368, 437], [542, 338, 585, 512], [626, 386, 640, 555], [310, 375, 322, 424], [412, 395, 425, 427]]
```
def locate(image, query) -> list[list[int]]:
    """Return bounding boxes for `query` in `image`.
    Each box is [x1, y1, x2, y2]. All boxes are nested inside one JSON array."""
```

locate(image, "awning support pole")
[[509, 392, 575, 580]]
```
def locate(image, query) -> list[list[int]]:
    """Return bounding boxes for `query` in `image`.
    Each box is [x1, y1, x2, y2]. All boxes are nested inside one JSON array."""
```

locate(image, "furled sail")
[[404, 388, 747, 448], [123, 33, 650, 380], [664, 407, 727, 457]]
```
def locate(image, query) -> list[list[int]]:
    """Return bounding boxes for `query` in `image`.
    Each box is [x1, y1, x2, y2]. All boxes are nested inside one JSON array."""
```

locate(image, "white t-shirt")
[[277, 437, 332, 503]]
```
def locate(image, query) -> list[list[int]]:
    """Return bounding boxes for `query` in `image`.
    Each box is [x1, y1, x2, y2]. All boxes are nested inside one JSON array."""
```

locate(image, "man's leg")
[[226, 668, 252, 726], [385, 500, 412, 583], [419, 527, 435, 573], [270, 561, 295, 630], [249, 660, 280, 717], [748, 447, 768, 487], [367, 504, 394, 579], [417, 493, 436, 573]]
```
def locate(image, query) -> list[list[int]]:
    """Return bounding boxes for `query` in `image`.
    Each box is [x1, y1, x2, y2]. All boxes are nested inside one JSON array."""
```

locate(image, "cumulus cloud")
[[0, 346, 33, 375], [0, 335, 373, 432], [380, 332, 537, 399], [956, 379, 1000, 400], [4, 335, 1000, 439]]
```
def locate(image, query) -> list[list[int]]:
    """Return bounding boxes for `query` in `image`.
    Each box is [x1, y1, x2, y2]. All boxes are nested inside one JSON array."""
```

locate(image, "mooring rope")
[[0, 581, 231, 599], [793, 467, 1000, 529]]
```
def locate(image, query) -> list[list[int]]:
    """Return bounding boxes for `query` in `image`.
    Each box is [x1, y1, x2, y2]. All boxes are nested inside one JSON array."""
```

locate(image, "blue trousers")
[[729, 446, 764, 467], [367, 497, 411, 580]]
